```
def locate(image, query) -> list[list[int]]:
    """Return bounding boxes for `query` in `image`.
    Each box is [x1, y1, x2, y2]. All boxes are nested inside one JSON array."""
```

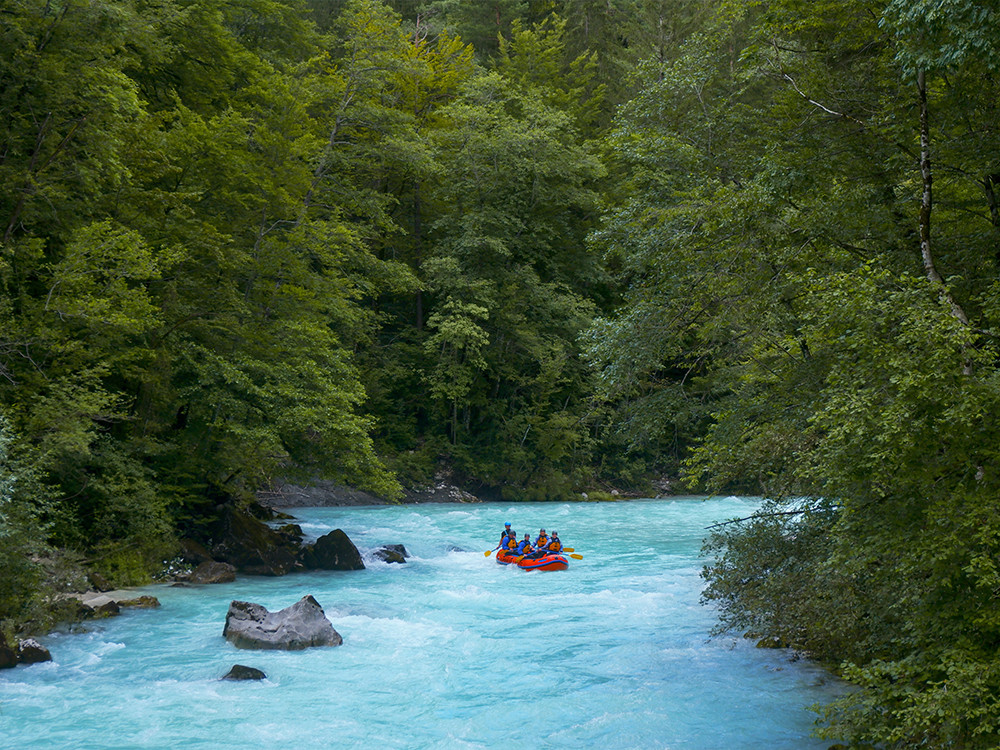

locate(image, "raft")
[[496, 550, 569, 571]]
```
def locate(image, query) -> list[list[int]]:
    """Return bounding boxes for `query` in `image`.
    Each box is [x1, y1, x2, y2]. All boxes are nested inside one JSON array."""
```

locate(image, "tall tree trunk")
[[917, 70, 969, 329]]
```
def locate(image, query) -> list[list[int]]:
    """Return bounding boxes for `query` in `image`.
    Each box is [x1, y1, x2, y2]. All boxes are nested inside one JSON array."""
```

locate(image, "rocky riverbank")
[[256, 472, 480, 509]]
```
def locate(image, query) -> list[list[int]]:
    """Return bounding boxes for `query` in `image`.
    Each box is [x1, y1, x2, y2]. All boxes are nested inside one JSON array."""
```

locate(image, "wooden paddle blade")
[[568, 553, 583, 560]]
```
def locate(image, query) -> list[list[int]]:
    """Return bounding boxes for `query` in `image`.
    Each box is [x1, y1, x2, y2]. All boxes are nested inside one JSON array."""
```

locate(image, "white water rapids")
[[0, 497, 843, 749]]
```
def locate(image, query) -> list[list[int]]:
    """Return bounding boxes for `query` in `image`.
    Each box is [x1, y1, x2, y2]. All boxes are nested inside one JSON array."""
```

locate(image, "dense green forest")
[[3, 0, 1000, 745]]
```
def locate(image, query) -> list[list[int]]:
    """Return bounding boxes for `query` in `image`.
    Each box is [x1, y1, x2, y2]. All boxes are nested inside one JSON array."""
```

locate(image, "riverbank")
[[256, 473, 676, 509]]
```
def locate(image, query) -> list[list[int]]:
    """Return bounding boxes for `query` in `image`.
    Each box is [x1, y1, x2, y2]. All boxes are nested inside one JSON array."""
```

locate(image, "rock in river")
[[223, 595, 343, 650], [16, 639, 52, 665], [372, 544, 408, 564], [221, 664, 267, 681], [300, 529, 365, 571]]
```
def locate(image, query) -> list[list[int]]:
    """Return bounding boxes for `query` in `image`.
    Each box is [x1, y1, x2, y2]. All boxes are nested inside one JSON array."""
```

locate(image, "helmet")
[[539, 528, 545, 533], [504, 522, 511, 527], [552, 531, 558, 536]]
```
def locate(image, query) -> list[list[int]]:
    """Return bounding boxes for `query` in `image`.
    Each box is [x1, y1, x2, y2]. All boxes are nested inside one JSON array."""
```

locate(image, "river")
[[0, 497, 842, 749]]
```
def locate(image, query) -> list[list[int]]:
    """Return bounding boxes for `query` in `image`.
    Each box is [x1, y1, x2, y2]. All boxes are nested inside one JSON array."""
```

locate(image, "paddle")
[[555, 547, 583, 560]]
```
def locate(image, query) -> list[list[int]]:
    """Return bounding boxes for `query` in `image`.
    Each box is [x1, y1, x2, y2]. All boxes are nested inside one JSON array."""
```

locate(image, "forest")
[[2, 0, 1000, 746]]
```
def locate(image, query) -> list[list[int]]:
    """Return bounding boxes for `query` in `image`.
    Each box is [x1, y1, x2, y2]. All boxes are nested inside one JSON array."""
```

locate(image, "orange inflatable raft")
[[496, 550, 569, 571]]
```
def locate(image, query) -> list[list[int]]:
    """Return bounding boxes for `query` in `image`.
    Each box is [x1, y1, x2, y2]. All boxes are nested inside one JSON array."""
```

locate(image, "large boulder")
[[188, 561, 237, 584], [17, 639, 51, 665], [210, 507, 301, 576], [301, 529, 365, 571], [223, 595, 343, 650]]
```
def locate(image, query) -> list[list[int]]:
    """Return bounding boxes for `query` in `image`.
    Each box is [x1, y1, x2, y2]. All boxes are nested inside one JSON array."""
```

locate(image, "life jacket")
[[547, 539, 562, 552], [517, 539, 533, 554], [505, 536, 518, 550], [535, 535, 548, 548]]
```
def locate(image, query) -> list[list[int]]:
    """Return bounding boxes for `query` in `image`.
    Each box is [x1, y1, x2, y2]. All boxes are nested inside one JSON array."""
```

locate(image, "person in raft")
[[543, 531, 562, 554], [516, 533, 535, 556], [503, 531, 519, 552], [535, 528, 548, 549], [499, 522, 512, 547]]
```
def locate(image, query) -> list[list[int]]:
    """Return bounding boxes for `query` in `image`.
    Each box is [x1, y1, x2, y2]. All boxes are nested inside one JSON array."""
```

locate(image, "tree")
[[0, 0, 404, 583], [590, 0, 1000, 745]]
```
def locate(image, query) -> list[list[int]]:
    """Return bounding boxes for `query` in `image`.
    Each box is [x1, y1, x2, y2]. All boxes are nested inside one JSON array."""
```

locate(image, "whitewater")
[[0, 497, 842, 749]]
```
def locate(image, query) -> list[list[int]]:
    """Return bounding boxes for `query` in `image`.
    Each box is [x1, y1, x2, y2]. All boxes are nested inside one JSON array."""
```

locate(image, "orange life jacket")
[[547, 539, 562, 552]]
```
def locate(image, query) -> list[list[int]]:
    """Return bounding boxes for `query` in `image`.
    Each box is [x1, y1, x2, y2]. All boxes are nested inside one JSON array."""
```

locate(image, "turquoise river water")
[[0, 497, 843, 749]]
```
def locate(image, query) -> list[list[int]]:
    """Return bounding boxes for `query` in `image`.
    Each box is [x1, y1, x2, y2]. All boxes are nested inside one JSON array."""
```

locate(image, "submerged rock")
[[300, 529, 365, 571], [17, 639, 51, 665], [223, 595, 343, 650], [372, 544, 408, 564], [221, 664, 267, 681]]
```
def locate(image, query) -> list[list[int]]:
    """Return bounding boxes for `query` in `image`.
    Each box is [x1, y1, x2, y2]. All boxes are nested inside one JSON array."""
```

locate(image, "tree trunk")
[[917, 70, 970, 329]]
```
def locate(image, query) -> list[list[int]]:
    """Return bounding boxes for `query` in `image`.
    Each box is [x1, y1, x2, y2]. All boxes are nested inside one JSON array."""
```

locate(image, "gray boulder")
[[223, 595, 343, 650], [221, 664, 267, 681], [17, 639, 51, 665], [301, 529, 365, 571]]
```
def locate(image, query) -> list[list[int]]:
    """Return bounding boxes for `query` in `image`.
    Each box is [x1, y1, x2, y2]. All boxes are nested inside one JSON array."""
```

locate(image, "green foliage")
[[0, 414, 48, 629], [591, 0, 1000, 745], [0, 0, 410, 596], [1, 0, 634, 634]]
